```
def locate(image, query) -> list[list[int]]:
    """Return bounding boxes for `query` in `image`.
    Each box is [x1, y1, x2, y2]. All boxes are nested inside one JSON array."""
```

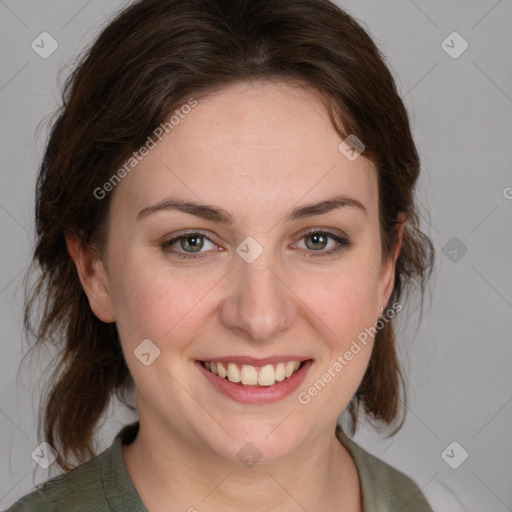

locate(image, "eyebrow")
[[136, 195, 367, 223]]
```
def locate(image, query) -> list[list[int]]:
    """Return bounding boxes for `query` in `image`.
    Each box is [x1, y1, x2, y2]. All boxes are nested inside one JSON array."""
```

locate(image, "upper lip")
[[198, 355, 312, 366]]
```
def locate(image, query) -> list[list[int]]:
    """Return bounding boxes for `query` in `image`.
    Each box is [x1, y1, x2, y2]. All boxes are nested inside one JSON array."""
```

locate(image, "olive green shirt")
[[7, 422, 433, 511]]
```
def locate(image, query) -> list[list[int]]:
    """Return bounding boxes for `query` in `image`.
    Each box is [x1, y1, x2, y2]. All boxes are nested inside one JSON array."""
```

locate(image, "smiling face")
[[74, 80, 400, 464]]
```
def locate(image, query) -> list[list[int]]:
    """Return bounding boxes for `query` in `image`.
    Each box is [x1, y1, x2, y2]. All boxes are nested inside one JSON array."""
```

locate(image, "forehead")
[[111, 80, 378, 220]]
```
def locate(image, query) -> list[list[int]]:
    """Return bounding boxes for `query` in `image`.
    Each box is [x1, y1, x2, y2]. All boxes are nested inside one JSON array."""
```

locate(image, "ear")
[[65, 232, 115, 323], [377, 213, 406, 312]]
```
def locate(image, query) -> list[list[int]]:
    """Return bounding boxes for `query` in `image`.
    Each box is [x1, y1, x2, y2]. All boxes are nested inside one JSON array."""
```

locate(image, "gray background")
[[1, 0, 511, 510]]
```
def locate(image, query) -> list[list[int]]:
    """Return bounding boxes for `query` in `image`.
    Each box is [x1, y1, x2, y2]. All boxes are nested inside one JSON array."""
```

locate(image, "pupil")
[[182, 235, 203, 252], [307, 233, 326, 250]]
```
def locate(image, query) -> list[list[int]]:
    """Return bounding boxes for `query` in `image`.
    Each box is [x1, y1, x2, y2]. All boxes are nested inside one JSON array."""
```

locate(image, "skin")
[[67, 80, 403, 512]]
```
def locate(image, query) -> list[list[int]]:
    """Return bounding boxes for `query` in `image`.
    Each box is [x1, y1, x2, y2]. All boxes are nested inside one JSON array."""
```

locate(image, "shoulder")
[[5, 423, 144, 512], [336, 427, 434, 512], [5, 454, 107, 512]]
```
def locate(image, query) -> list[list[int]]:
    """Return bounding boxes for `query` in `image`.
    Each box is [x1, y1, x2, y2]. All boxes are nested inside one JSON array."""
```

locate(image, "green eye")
[[162, 231, 215, 258], [296, 231, 352, 258], [162, 230, 351, 260], [177, 234, 205, 253], [304, 232, 330, 251]]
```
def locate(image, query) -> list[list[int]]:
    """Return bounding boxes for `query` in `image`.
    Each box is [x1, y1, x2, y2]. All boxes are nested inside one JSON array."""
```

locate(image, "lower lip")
[[196, 360, 313, 404]]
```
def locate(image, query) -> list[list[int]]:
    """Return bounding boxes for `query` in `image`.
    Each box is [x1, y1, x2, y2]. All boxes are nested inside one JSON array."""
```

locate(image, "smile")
[[202, 360, 303, 387], [196, 357, 314, 404]]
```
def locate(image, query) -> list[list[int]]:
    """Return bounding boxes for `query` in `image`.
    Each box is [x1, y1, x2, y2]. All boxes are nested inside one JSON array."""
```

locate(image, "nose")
[[220, 251, 296, 343]]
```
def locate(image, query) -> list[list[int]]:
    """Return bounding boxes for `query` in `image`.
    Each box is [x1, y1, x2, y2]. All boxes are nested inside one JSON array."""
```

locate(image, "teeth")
[[275, 362, 285, 382], [217, 362, 227, 378], [285, 361, 296, 378], [258, 365, 275, 386], [203, 360, 304, 387], [227, 363, 240, 383], [241, 365, 258, 385]]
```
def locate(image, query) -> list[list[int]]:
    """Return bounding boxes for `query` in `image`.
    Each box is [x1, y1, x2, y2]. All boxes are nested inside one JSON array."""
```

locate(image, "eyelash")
[[161, 229, 352, 260]]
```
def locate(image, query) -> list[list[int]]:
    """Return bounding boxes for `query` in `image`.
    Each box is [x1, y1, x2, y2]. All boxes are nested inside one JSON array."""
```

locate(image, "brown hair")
[[24, 0, 434, 471]]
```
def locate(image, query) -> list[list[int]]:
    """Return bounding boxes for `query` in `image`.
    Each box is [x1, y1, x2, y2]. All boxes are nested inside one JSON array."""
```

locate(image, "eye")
[[162, 231, 217, 259], [161, 229, 351, 260], [293, 230, 351, 258]]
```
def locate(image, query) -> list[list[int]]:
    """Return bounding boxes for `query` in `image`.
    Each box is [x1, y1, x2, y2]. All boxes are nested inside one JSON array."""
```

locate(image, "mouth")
[[200, 360, 307, 387], [196, 357, 313, 404]]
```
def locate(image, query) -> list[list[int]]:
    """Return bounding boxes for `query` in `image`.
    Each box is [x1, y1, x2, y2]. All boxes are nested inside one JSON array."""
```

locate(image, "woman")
[[9, 0, 434, 510]]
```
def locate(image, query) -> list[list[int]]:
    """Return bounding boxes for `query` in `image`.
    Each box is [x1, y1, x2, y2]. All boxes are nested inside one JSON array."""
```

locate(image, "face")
[[73, 80, 399, 464]]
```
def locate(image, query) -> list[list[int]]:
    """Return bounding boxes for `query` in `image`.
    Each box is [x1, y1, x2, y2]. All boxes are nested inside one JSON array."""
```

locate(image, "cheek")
[[299, 256, 381, 344], [293, 266, 379, 412], [108, 236, 382, 357], [108, 255, 219, 348]]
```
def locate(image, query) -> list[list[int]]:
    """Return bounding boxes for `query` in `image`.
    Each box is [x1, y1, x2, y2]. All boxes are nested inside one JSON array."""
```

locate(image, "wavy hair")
[[23, 0, 434, 470]]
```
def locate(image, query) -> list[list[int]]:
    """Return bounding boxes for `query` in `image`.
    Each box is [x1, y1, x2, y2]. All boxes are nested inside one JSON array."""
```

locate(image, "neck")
[[123, 417, 362, 512]]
